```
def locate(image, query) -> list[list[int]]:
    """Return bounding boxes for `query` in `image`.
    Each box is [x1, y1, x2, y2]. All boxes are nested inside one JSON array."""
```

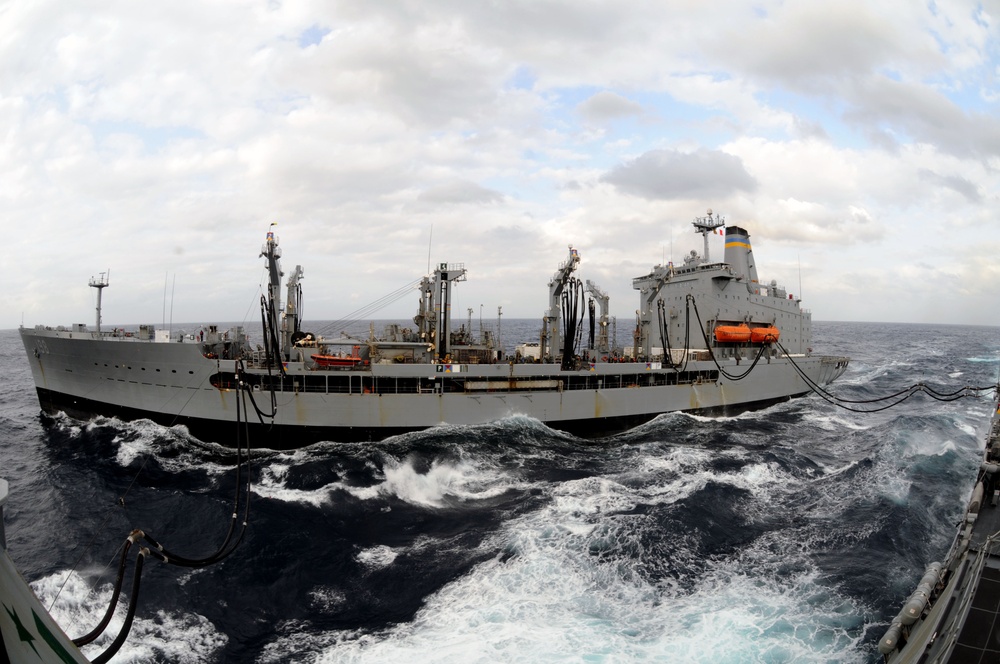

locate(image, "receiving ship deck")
[[881, 398, 1000, 663], [943, 493, 1000, 662], [951, 558, 1000, 662]]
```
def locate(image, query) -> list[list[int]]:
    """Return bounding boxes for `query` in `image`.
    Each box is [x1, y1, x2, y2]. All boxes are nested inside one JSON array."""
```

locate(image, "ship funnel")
[[724, 226, 759, 286]]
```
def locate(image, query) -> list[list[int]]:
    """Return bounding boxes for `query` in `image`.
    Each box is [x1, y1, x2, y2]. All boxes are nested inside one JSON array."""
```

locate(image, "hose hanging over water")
[[774, 342, 997, 412], [140, 380, 253, 567], [680, 293, 997, 409], [88, 549, 148, 664], [73, 363, 256, 657], [71, 535, 136, 647]]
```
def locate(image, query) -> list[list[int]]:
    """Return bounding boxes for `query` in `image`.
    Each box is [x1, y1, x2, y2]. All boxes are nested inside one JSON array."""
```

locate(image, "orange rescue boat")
[[714, 324, 752, 343], [312, 354, 364, 368], [750, 326, 780, 343]]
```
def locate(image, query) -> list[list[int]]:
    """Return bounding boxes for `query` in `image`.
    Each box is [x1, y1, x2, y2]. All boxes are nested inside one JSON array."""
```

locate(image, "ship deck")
[[885, 403, 1000, 664], [940, 411, 1000, 664], [949, 557, 1000, 663], [950, 493, 1000, 663]]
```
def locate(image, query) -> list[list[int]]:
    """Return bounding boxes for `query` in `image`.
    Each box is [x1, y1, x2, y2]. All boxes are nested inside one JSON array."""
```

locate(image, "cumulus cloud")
[[2, 0, 999, 328], [918, 169, 982, 203], [576, 92, 644, 123], [712, 3, 939, 85], [601, 149, 758, 201], [417, 180, 505, 205]]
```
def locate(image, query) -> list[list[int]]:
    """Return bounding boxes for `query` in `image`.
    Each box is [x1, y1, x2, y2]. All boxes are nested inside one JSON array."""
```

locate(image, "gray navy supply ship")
[[19, 212, 849, 449], [877, 388, 1000, 663]]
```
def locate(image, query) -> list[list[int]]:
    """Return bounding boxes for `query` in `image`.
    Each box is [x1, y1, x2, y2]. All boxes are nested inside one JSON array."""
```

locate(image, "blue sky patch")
[[298, 25, 329, 48], [88, 120, 205, 153]]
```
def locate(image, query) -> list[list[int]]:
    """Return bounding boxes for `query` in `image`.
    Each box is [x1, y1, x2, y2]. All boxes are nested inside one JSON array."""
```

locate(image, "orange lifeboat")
[[750, 326, 780, 344], [714, 324, 751, 343], [312, 354, 363, 368]]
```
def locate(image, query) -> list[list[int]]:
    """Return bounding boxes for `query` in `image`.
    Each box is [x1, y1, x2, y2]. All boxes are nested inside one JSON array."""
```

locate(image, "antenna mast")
[[89, 271, 110, 333], [798, 253, 803, 302], [427, 225, 433, 275], [692, 208, 725, 263]]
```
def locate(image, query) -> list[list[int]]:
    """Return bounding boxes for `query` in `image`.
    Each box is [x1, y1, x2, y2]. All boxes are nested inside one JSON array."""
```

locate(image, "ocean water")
[[1, 321, 998, 663]]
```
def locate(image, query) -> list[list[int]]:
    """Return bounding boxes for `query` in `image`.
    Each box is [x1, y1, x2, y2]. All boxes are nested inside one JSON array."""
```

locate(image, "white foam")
[[628, 446, 792, 507], [252, 454, 526, 509], [372, 456, 522, 507], [107, 610, 227, 663], [898, 432, 960, 459], [644, 566, 867, 662], [83, 416, 241, 476], [809, 413, 871, 432], [955, 421, 977, 438], [30, 569, 226, 663], [298, 462, 870, 664], [268, 437, 879, 663], [309, 586, 349, 612], [252, 464, 340, 507], [380, 459, 481, 507], [109, 419, 160, 467], [673, 410, 746, 424], [357, 545, 398, 569], [49, 412, 83, 436]]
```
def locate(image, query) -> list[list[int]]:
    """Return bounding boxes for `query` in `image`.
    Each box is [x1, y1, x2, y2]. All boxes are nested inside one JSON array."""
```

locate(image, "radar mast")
[[89, 271, 110, 333], [692, 209, 725, 263]]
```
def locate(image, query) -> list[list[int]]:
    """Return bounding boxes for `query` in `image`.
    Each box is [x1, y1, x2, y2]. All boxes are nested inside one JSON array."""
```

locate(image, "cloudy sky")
[[4, 0, 1000, 334]]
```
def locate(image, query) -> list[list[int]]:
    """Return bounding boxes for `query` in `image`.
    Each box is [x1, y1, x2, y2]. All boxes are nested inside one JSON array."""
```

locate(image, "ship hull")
[[21, 327, 848, 449], [32, 385, 812, 446]]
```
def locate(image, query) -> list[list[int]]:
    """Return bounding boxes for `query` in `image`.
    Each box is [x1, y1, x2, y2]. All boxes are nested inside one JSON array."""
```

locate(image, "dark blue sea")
[[2, 321, 999, 663]]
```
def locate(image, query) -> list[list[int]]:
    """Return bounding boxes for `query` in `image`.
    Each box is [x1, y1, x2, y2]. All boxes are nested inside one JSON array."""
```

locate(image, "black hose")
[[89, 549, 147, 664], [657, 299, 680, 368], [260, 295, 286, 377], [682, 290, 996, 410], [239, 357, 278, 422], [139, 378, 252, 567], [71, 535, 135, 646], [81, 323, 257, 658], [773, 341, 997, 412], [560, 278, 585, 370], [245, 296, 281, 423], [685, 294, 769, 381], [296, 283, 303, 334]]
